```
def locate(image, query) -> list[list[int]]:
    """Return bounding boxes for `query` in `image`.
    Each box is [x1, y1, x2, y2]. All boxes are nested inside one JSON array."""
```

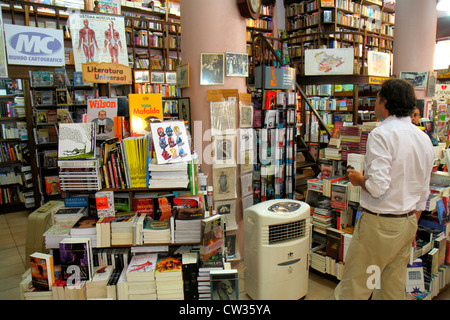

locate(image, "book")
[[150, 120, 191, 164], [87, 98, 118, 140], [325, 227, 344, 261], [155, 255, 184, 300], [95, 191, 115, 218], [210, 269, 239, 300], [200, 215, 224, 267], [44, 176, 61, 196], [58, 123, 96, 160], [59, 237, 94, 281], [128, 93, 164, 137], [30, 252, 55, 291]]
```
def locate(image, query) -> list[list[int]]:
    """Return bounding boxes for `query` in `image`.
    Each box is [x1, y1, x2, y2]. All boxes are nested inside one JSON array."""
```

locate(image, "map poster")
[[69, 12, 127, 72], [367, 50, 391, 78], [304, 48, 354, 76]]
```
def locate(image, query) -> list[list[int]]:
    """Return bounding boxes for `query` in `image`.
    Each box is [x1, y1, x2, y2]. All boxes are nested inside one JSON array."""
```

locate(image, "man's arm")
[[347, 169, 368, 193]]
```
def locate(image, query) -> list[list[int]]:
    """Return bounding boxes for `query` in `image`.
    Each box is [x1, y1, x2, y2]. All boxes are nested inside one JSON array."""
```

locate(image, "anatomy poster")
[[150, 120, 191, 164], [304, 48, 354, 76], [69, 12, 127, 72]]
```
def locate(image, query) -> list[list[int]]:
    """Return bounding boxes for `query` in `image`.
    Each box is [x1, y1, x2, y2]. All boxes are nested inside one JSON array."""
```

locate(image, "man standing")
[[334, 79, 435, 300]]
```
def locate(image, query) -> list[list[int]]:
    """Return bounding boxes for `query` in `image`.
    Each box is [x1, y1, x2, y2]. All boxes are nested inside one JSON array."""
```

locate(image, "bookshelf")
[[284, 0, 395, 76]]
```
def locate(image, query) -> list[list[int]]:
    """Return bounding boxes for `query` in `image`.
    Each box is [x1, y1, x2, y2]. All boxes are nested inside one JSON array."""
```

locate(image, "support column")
[[393, 0, 437, 99], [180, 0, 247, 259]]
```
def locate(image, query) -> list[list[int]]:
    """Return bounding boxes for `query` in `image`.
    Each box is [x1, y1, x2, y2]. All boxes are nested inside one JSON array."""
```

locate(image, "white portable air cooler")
[[244, 199, 310, 300]]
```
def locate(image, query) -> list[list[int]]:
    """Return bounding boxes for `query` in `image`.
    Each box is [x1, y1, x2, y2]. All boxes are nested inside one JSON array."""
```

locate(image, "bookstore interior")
[[0, 0, 449, 302]]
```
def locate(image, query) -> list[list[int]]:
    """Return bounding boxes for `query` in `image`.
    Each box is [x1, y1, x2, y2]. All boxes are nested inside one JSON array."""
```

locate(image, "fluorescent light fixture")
[[437, 0, 450, 11]]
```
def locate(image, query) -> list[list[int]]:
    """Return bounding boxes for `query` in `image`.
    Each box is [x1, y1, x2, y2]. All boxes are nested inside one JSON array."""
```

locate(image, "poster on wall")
[[4, 24, 65, 67], [304, 48, 354, 76], [367, 50, 390, 78], [69, 12, 128, 72], [0, 7, 8, 78]]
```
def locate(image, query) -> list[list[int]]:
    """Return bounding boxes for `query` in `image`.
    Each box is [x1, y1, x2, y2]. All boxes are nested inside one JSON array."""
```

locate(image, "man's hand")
[[347, 169, 364, 187]]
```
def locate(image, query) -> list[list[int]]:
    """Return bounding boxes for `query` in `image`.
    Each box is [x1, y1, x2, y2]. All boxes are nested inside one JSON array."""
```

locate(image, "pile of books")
[[110, 212, 136, 246], [312, 207, 333, 234], [126, 253, 158, 300], [148, 160, 189, 189], [70, 216, 98, 248], [173, 208, 203, 244], [340, 126, 361, 161], [53, 206, 88, 223], [155, 256, 184, 300], [143, 219, 171, 244], [44, 221, 77, 249], [58, 160, 102, 191]]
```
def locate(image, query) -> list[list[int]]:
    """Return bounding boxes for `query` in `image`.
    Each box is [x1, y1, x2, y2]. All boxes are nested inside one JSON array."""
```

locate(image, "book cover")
[[59, 238, 93, 281], [210, 269, 239, 300], [30, 252, 55, 291], [58, 123, 96, 160], [128, 93, 163, 136], [95, 190, 115, 217], [87, 98, 118, 140], [150, 120, 191, 164], [44, 176, 61, 195], [200, 215, 224, 266], [31, 71, 54, 87], [155, 256, 182, 274]]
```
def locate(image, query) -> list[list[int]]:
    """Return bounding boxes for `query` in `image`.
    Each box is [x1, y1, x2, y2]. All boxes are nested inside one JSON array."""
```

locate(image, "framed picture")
[[226, 52, 248, 77], [151, 71, 165, 84], [178, 97, 191, 129], [201, 53, 224, 85], [214, 199, 238, 231], [176, 63, 189, 88], [134, 70, 150, 83], [165, 71, 177, 84], [210, 100, 236, 135], [56, 88, 71, 106], [399, 72, 429, 89], [239, 102, 254, 128], [304, 48, 354, 75], [212, 166, 237, 201], [212, 135, 236, 167], [367, 51, 391, 78]]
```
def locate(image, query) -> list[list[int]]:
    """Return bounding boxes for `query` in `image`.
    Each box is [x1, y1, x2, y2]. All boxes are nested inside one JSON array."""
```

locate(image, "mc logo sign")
[[4, 24, 65, 67], [10, 32, 62, 56]]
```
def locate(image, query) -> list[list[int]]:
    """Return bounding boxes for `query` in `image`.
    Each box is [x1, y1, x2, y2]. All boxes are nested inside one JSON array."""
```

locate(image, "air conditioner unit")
[[244, 199, 310, 300]]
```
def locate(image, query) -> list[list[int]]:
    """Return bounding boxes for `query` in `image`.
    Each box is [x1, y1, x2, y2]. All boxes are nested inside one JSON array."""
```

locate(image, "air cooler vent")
[[268, 219, 307, 245]]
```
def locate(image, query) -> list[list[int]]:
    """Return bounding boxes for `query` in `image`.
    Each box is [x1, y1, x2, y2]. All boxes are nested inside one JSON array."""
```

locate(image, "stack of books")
[[197, 266, 223, 300], [44, 221, 77, 249], [110, 212, 136, 246], [126, 253, 158, 300], [85, 265, 114, 299], [70, 217, 98, 248], [155, 256, 184, 300], [312, 207, 333, 235], [143, 219, 171, 244], [173, 208, 203, 244], [58, 160, 102, 191], [340, 126, 361, 161], [148, 160, 189, 189], [53, 207, 88, 223]]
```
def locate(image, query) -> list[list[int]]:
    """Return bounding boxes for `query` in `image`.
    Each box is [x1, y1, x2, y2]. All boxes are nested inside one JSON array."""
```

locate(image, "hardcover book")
[[87, 98, 118, 140], [128, 93, 163, 137], [58, 123, 96, 160]]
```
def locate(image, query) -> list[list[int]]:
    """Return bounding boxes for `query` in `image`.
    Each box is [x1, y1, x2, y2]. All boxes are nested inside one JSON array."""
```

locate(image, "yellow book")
[[128, 93, 163, 137]]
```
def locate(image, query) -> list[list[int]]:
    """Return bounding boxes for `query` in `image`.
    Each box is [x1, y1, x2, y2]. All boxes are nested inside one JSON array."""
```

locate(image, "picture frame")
[[177, 97, 191, 129], [212, 135, 236, 167], [239, 102, 254, 128], [165, 71, 177, 84], [367, 50, 391, 78], [201, 53, 224, 85], [150, 71, 165, 84], [176, 63, 189, 88], [134, 70, 150, 83], [304, 48, 354, 76], [212, 166, 237, 201], [226, 52, 249, 77], [56, 88, 71, 106], [210, 100, 236, 135], [399, 71, 429, 90], [214, 199, 238, 231]]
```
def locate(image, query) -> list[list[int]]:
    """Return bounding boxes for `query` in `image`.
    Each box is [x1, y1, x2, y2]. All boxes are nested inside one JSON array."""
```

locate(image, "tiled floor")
[[1, 210, 449, 300]]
